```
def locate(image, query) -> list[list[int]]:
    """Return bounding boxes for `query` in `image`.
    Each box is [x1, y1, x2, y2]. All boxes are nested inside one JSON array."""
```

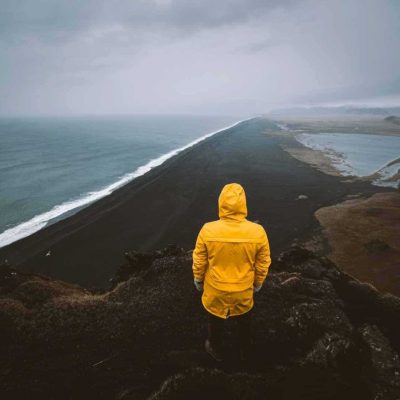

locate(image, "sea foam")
[[0, 117, 253, 248]]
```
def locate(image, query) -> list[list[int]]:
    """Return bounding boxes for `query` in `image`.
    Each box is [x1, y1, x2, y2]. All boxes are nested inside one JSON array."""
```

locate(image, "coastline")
[[282, 132, 400, 188], [0, 117, 252, 248], [274, 123, 400, 296], [0, 117, 387, 288], [281, 144, 343, 177]]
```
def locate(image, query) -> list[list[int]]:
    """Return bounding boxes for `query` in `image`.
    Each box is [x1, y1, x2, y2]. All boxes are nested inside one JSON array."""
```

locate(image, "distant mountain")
[[269, 106, 400, 117], [384, 115, 400, 125]]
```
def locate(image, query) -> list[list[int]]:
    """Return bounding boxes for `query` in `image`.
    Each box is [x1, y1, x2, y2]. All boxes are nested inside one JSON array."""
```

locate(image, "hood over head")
[[218, 183, 248, 221]]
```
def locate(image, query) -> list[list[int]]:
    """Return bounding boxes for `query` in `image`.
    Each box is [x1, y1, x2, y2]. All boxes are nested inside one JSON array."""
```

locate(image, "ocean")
[[0, 114, 241, 247], [296, 132, 400, 188]]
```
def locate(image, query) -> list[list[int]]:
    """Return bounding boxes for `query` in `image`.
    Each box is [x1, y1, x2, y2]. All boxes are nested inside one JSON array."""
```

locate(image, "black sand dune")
[[0, 118, 382, 287]]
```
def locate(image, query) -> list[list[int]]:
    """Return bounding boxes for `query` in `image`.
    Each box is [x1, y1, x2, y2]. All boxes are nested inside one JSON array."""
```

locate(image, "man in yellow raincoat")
[[192, 183, 271, 361]]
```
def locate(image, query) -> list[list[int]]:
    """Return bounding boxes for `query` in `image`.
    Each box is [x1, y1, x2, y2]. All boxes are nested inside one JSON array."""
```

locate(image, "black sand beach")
[[0, 117, 382, 287]]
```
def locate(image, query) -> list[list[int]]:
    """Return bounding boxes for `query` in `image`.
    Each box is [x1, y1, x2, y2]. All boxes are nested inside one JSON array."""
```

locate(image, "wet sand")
[[0, 118, 384, 288], [282, 144, 342, 177]]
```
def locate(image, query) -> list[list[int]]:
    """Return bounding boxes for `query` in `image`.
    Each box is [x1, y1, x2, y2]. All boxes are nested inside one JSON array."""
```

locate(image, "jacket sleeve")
[[192, 228, 208, 282], [254, 229, 271, 286]]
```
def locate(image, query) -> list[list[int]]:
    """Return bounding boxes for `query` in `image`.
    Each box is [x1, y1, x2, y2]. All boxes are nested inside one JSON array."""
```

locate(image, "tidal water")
[[296, 132, 400, 187], [0, 115, 240, 247]]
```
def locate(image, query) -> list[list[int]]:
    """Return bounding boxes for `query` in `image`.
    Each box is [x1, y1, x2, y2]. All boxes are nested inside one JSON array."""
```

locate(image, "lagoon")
[[296, 132, 400, 187]]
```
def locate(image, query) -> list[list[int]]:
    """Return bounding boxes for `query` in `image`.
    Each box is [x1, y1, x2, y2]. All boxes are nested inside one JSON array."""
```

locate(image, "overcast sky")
[[1, 0, 399, 116]]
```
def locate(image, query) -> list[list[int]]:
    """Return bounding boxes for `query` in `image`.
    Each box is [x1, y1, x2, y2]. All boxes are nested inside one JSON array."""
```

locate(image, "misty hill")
[[269, 106, 400, 117], [385, 115, 400, 125], [1, 244, 400, 399]]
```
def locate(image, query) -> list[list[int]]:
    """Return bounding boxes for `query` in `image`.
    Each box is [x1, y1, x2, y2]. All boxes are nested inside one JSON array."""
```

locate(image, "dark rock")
[[160, 244, 186, 257], [276, 245, 315, 267], [0, 263, 38, 295], [359, 324, 400, 399], [110, 250, 154, 289], [1, 246, 400, 400], [280, 275, 302, 288], [302, 332, 353, 368], [275, 246, 341, 281], [146, 368, 270, 400], [284, 301, 352, 343]]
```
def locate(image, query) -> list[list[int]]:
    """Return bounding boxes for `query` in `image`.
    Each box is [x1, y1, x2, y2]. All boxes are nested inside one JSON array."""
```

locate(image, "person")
[[192, 183, 271, 362]]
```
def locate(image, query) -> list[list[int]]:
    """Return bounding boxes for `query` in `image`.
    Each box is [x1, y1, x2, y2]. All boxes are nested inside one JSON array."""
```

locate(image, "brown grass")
[[315, 192, 400, 296]]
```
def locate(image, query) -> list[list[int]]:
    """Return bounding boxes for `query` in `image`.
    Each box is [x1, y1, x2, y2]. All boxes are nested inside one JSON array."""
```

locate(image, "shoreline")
[[281, 131, 400, 189], [275, 124, 400, 296], [0, 116, 253, 248], [0, 117, 389, 288]]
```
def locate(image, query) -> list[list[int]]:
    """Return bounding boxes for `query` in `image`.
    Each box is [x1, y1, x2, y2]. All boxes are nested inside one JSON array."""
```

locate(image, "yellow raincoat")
[[192, 183, 271, 319]]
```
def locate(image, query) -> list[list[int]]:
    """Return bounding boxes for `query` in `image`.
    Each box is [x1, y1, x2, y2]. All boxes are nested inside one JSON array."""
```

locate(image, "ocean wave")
[[0, 117, 253, 248]]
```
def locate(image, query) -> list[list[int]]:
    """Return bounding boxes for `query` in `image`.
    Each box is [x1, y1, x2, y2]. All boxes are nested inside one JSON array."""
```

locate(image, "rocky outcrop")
[[1, 246, 399, 399]]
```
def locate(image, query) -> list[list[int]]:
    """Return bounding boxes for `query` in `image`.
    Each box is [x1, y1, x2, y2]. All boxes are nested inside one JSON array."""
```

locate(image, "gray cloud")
[[0, 0, 296, 41], [0, 0, 399, 115]]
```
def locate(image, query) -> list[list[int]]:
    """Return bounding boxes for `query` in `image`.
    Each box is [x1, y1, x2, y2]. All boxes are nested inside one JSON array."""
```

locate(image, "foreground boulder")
[[0, 246, 399, 399]]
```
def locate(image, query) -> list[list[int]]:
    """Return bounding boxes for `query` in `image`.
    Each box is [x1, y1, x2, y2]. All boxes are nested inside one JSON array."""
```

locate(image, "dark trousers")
[[207, 310, 252, 353]]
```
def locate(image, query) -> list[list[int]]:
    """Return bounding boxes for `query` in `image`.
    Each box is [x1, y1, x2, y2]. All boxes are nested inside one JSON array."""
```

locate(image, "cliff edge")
[[1, 245, 400, 399]]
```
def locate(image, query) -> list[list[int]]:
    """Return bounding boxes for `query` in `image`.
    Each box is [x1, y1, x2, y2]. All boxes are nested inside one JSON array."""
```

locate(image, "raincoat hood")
[[218, 183, 248, 221]]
